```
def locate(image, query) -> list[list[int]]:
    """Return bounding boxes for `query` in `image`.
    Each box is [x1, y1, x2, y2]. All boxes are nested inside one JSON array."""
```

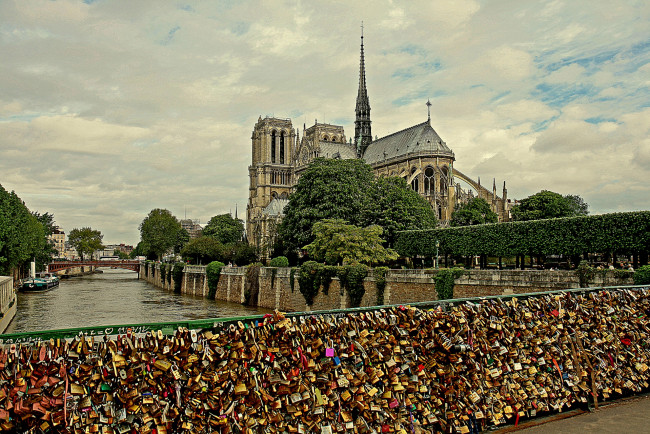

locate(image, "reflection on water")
[[5, 268, 270, 333]]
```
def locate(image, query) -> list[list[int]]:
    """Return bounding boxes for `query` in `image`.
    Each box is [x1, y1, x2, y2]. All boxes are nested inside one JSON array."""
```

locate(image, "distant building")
[[180, 219, 203, 239], [247, 32, 510, 256], [48, 227, 66, 258]]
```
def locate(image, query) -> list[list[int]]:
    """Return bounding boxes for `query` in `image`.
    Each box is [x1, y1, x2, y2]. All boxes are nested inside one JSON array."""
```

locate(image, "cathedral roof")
[[362, 120, 454, 165], [262, 198, 289, 216], [319, 142, 358, 160]]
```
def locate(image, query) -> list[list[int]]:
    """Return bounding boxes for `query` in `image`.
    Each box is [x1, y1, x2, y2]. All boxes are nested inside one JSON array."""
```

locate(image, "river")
[[5, 268, 271, 334]]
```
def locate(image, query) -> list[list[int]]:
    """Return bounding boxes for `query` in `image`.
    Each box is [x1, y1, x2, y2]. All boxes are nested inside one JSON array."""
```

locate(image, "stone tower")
[[246, 116, 296, 253], [354, 26, 372, 157]]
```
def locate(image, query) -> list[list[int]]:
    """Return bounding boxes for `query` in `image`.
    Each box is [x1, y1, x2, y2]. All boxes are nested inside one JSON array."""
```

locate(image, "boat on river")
[[20, 273, 60, 292]]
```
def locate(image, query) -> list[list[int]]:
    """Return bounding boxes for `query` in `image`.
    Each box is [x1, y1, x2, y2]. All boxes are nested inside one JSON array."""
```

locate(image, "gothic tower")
[[246, 116, 296, 253], [355, 26, 372, 157]]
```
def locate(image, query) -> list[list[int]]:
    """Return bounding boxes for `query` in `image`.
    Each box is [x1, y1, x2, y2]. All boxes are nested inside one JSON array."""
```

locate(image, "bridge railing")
[[2, 283, 647, 344]]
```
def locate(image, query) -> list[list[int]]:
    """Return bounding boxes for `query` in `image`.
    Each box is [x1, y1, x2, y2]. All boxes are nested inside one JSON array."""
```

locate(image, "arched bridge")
[[47, 260, 140, 273]]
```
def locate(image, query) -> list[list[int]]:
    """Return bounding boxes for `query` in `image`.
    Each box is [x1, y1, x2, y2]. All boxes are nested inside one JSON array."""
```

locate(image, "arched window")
[[440, 166, 449, 195], [271, 191, 278, 199], [424, 166, 435, 195], [438, 205, 442, 220], [411, 177, 419, 192], [271, 131, 276, 163], [323, 135, 329, 142], [280, 131, 285, 164], [280, 192, 288, 199]]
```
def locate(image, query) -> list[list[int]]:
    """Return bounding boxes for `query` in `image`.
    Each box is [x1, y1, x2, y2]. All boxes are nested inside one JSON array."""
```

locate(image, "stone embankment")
[[0, 286, 649, 432], [140, 263, 633, 312]]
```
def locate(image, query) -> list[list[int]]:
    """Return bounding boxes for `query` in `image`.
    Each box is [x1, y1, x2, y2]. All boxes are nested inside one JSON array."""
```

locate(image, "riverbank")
[[140, 262, 634, 312]]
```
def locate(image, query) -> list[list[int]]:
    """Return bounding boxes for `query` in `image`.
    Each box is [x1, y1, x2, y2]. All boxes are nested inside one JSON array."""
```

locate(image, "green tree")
[[113, 249, 130, 260], [279, 158, 435, 254], [222, 242, 257, 266], [565, 194, 589, 216], [279, 158, 376, 254], [129, 241, 149, 259], [511, 190, 589, 221], [139, 209, 183, 261], [180, 236, 224, 264], [68, 227, 104, 260], [0, 185, 49, 276], [371, 176, 437, 246], [203, 214, 245, 244], [450, 197, 498, 226], [303, 219, 398, 265], [31, 211, 57, 270], [174, 228, 190, 254]]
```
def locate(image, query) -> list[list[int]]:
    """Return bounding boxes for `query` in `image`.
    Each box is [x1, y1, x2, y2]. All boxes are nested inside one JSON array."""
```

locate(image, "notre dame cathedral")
[[246, 32, 510, 255]]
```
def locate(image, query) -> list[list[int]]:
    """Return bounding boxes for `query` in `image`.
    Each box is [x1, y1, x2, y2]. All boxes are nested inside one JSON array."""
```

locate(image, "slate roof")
[[362, 120, 454, 165], [319, 142, 358, 160], [262, 198, 289, 216]]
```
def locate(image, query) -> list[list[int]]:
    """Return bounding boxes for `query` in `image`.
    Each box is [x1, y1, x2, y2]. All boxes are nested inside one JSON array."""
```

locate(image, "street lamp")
[[435, 240, 440, 269]]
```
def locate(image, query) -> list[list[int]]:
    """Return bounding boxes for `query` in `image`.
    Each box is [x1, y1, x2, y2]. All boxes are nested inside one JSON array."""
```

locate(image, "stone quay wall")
[[140, 263, 633, 311]]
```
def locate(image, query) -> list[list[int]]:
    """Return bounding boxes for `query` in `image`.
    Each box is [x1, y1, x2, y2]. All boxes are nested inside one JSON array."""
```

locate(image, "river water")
[[5, 268, 271, 334]]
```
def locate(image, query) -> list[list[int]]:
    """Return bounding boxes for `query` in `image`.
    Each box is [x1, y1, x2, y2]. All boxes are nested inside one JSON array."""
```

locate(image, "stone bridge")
[[47, 260, 140, 273]]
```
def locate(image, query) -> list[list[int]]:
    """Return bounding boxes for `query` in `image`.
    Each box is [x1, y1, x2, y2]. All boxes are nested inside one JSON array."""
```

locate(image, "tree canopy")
[[0, 184, 50, 275], [511, 190, 589, 221], [370, 176, 437, 245], [203, 214, 244, 244], [139, 209, 183, 260], [68, 227, 104, 260], [278, 158, 437, 255], [303, 219, 398, 265], [181, 236, 223, 265], [450, 197, 498, 226]]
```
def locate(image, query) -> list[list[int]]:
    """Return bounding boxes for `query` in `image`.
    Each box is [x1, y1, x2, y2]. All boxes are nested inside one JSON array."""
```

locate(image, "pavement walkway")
[[501, 396, 650, 433]]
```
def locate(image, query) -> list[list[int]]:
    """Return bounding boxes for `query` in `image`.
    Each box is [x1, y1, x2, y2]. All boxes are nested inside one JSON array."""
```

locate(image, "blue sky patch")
[[391, 68, 414, 80], [585, 116, 617, 124], [160, 26, 180, 45], [0, 113, 41, 123], [231, 22, 250, 36], [532, 82, 597, 108], [179, 5, 195, 12]]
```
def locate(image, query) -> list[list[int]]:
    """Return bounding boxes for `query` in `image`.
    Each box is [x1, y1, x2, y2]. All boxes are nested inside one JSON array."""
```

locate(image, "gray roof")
[[362, 120, 454, 165], [262, 198, 289, 216], [319, 142, 358, 160]]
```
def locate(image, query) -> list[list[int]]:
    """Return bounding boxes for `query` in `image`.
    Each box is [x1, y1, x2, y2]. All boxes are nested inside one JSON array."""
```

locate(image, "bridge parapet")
[[47, 260, 140, 273], [1, 285, 650, 432]]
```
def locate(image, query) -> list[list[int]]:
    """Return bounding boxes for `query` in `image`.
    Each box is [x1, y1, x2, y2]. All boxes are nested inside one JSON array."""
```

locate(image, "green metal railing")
[[2, 284, 647, 344]]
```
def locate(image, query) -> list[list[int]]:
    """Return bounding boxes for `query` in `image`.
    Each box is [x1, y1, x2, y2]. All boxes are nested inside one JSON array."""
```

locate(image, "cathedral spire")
[[355, 22, 372, 157]]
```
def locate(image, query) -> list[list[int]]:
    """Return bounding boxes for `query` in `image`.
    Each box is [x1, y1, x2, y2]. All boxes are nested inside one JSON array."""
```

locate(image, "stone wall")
[[140, 262, 635, 311]]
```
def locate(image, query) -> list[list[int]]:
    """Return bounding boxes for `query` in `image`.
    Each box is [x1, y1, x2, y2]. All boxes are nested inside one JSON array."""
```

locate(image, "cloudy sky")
[[1, 0, 648, 245]]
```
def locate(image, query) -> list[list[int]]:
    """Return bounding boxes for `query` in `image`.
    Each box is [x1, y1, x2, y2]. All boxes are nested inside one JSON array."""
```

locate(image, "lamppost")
[[435, 240, 440, 269]]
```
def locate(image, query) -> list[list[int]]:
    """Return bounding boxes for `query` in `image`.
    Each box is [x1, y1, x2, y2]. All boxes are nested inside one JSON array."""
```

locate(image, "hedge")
[[396, 211, 650, 258]]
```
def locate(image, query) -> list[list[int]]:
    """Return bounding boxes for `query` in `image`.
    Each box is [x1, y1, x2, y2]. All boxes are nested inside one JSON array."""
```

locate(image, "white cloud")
[[0, 0, 648, 243]]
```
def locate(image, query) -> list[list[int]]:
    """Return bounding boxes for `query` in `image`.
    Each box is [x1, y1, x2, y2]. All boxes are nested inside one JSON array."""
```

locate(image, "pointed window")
[[280, 131, 285, 164], [424, 167, 435, 195], [271, 131, 276, 163]]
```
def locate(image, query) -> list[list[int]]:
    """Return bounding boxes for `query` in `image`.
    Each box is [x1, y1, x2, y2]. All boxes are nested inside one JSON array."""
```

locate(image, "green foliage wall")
[[634, 265, 650, 285], [172, 263, 184, 294], [206, 261, 225, 300], [396, 211, 650, 258], [433, 268, 465, 300]]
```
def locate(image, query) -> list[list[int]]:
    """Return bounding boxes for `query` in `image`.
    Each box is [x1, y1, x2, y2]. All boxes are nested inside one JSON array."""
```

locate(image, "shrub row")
[[396, 211, 650, 258]]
